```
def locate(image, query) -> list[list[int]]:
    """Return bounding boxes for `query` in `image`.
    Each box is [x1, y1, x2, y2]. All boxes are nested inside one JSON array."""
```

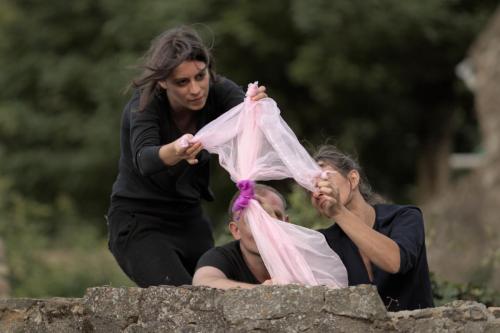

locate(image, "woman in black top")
[[107, 26, 266, 287], [311, 145, 433, 311]]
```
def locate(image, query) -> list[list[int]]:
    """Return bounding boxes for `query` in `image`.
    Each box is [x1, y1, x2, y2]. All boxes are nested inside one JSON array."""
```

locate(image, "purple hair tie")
[[232, 180, 255, 213]]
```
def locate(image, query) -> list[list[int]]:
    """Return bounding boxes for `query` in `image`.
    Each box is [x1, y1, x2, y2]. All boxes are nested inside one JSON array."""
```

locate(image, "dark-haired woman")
[[106, 26, 267, 287], [311, 145, 433, 311]]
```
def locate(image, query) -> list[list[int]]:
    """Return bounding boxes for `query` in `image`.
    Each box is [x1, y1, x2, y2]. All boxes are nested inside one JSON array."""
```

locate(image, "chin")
[[188, 103, 205, 111]]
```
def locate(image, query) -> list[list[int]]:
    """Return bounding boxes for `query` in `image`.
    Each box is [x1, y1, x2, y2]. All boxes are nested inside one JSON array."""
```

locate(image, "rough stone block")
[[323, 284, 387, 320], [221, 284, 325, 323]]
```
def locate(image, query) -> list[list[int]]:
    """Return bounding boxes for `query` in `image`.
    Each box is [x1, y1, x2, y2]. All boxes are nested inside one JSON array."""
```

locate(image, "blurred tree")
[[288, 0, 497, 201], [0, 0, 213, 230], [0, 0, 497, 259]]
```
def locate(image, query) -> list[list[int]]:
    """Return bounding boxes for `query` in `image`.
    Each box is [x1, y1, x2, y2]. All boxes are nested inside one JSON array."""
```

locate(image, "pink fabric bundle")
[[193, 82, 348, 287]]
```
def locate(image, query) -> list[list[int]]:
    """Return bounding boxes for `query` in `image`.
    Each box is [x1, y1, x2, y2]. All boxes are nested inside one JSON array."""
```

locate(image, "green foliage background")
[[0, 0, 498, 304]]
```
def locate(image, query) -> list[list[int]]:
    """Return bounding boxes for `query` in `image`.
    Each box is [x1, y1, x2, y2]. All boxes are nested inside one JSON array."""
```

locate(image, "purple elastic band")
[[232, 180, 255, 213]]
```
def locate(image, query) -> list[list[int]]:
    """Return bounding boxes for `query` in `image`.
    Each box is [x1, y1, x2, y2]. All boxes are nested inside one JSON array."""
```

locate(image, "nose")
[[189, 80, 201, 95]]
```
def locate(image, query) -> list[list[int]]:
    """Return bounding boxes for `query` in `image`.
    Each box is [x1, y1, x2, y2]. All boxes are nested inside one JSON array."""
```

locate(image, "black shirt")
[[110, 76, 245, 213], [196, 240, 259, 284], [319, 204, 434, 311]]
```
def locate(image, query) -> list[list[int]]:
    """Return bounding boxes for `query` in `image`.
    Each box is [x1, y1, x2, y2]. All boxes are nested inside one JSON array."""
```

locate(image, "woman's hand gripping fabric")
[[175, 134, 204, 165], [312, 171, 343, 219], [246, 82, 267, 101]]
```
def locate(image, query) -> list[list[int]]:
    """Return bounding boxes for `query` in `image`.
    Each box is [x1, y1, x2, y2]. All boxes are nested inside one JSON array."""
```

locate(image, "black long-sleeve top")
[[110, 76, 245, 213]]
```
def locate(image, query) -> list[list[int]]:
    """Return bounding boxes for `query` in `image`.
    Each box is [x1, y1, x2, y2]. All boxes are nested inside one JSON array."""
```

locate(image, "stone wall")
[[1, 285, 499, 332]]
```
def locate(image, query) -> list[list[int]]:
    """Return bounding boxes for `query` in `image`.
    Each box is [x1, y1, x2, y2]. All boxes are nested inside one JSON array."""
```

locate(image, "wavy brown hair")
[[313, 145, 385, 205], [131, 26, 216, 111]]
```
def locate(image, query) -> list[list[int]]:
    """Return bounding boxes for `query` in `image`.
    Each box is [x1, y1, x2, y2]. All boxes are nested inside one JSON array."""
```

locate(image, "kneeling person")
[[193, 184, 288, 289]]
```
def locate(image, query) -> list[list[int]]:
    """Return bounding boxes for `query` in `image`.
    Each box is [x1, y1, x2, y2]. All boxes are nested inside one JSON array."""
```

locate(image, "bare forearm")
[[334, 208, 400, 273]]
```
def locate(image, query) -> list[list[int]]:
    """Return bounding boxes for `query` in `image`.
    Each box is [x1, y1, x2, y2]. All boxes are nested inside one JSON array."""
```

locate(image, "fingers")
[[318, 195, 335, 210], [174, 135, 203, 164], [321, 170, 336, 180], [184, 143, 202, 164], [316, 180, 332, 188], [312, 174, 341, 218], [314, 178, 337, 195], [311, 194, 332, 217], [185, 141, 203, 156], [310, 194, 321, 210], [251, 92, 267, 101], [251, 85, 267, 101], [174, 134, 194, 155]]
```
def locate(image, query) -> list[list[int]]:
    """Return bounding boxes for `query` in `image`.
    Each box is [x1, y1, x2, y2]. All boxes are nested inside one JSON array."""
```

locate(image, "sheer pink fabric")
[[193, 83, 348, 287]]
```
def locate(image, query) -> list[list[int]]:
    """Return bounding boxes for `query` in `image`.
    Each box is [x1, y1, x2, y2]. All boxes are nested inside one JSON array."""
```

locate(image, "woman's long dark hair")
[[131, 26, 216, 111], [313, 145, 385, 205]]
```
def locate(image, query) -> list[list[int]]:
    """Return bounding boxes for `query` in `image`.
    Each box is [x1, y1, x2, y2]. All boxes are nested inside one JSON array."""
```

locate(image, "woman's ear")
[[228, 221, 241, 240], [158, 80, 168, 90], [348, 170, 360, 190]]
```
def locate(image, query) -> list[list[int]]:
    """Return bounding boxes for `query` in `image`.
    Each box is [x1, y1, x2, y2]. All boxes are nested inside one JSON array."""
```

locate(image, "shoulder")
[[214, 240, 241, 254], [126, 89, 167, 125], [374, 204, 424, 229], [211, 75, 244, 93], [122, 90, 140, 113], [196, 240, 241, 269], [317, 223, 342, 238], [375, 204, 422, 219], [208, 75, 245, 108]]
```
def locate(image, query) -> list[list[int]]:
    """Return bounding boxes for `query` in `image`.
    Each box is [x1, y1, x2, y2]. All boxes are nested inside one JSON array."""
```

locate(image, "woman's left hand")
[[251, 85, 267, 101]]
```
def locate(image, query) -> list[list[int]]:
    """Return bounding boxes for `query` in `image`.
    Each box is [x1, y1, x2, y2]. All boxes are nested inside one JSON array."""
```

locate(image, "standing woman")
[[311, 145, 433, 311], [107, 26, 266, 287]]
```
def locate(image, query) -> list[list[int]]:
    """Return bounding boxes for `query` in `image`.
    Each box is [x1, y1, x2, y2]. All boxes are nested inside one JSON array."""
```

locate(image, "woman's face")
[[159, 60, 210, 113], [316, 160, 355, 207]]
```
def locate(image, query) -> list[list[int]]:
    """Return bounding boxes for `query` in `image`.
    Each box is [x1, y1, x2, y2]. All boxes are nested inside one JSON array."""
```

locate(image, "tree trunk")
[[416, 107, 454, 203]]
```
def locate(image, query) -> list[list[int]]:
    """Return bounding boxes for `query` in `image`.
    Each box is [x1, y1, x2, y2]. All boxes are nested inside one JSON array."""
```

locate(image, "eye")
[[175, 79, 189, 87], [195, 72, 206, 81]]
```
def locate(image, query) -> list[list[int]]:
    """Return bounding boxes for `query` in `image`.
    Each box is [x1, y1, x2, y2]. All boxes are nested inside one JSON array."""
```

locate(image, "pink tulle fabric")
[[193, 82, 348, 287]]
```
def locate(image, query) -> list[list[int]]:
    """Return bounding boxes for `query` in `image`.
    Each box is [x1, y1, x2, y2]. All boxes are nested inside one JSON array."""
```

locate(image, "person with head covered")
[[193, 184, 288, 289]]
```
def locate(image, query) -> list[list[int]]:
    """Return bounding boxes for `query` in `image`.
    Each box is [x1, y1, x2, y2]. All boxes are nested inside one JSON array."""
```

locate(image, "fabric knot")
[[231, 180, 255, 213]]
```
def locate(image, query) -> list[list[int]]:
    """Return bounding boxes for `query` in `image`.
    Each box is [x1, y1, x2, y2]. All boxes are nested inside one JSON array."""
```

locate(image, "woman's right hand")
[[159, 134, 204, 166], [173, 134, 203, 165], [311, 172, 343, 219]]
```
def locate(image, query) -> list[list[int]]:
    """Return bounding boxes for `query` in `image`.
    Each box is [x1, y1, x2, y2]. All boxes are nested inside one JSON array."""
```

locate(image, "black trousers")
[[107, 205, 214, 287]]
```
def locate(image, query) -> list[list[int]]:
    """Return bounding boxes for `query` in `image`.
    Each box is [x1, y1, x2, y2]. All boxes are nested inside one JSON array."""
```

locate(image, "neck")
[[239, 243, 270, 283], [170, 109, 196, 134]]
